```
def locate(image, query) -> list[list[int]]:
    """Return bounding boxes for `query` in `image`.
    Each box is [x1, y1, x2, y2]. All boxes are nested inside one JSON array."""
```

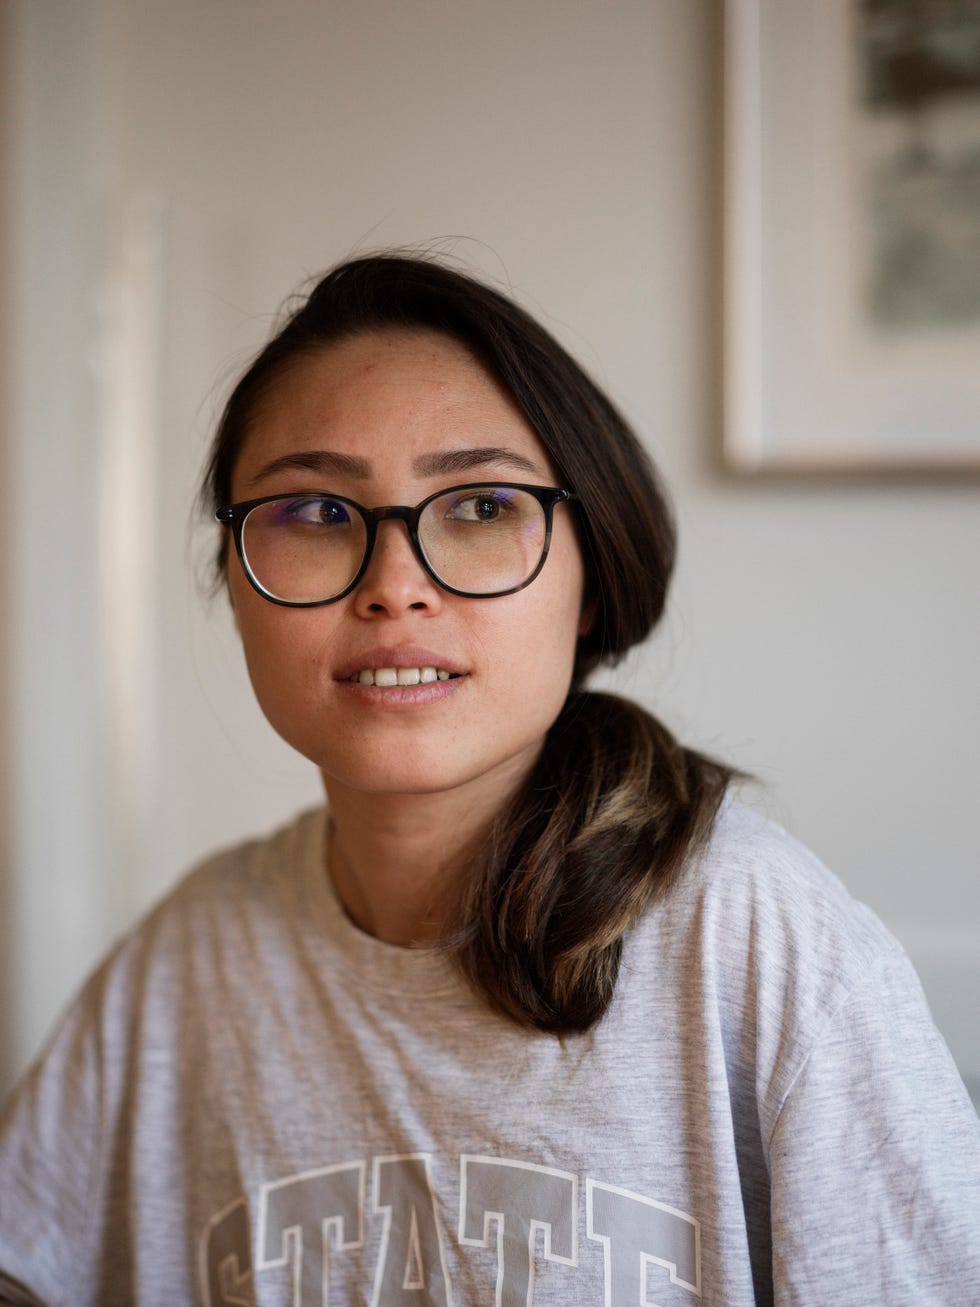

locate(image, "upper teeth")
[[353, 666, 453, 686]]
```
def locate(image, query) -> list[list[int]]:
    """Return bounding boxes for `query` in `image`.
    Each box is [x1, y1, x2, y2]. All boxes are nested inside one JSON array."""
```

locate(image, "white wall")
[[2, 0, 977, 1101], [0, 0, 15, 1085]]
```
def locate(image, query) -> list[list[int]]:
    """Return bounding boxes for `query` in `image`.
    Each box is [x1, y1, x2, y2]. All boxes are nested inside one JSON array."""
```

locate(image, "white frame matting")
[[723, 0, 980, 476]]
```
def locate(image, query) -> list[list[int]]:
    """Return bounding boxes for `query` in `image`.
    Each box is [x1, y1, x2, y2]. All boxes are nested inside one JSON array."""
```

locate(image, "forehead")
[[238, 329, 545, 470]]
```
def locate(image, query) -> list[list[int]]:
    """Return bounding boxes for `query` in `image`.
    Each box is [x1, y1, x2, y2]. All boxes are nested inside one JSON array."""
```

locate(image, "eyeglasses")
[[216, 482, 576, 606]]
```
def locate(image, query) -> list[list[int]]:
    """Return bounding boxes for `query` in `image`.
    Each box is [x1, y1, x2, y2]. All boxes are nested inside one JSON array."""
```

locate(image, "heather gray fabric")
[[0, 800, 977, 1306]]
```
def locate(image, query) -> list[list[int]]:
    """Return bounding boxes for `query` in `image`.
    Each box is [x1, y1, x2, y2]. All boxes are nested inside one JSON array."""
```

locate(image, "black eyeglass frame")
[[216, 481, 577, 607]]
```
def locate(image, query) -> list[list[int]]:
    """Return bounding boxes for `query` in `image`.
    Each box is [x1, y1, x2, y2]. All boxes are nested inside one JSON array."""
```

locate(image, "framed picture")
[[723, 0, 980, 476]]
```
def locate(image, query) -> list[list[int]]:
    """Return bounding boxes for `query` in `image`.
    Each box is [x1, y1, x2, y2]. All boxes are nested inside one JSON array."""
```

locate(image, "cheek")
[[493, 553, 585, 686], [542, 541, 587, 660], [231, 586, 324, 720]]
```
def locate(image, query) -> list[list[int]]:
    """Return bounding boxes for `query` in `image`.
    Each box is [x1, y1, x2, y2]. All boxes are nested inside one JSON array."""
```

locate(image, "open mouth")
[[349, 667, 464, 687]]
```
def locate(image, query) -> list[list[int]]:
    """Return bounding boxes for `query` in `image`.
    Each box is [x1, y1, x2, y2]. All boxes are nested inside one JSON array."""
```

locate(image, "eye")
[[272, 496, 352, 527], [447, 489, 514, 523]]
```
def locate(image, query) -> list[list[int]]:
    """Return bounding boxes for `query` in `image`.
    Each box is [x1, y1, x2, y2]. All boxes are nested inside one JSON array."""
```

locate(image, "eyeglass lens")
[[239, 486, 550, 603]]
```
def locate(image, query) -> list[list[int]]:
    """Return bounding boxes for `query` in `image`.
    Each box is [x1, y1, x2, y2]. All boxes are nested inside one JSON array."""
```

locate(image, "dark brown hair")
[[203, 252, 734, 1032]]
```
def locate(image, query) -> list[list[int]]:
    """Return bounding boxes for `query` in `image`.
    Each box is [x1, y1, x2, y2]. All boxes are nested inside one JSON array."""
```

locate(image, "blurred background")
[[1, 0, 977, 1103]]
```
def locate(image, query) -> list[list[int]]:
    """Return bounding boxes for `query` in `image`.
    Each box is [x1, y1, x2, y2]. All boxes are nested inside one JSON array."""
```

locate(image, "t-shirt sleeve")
[[0, 965, 115, 1306], [768, 936, 980, 1306]]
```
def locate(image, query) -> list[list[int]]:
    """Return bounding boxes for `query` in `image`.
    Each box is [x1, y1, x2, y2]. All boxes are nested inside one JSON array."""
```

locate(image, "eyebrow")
[[412, 446, 544, 477], [249, 450, 372, 486], [249, 444, 544, 486]]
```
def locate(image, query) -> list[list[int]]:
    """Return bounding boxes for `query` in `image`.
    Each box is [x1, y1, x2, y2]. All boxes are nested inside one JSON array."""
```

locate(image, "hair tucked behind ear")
[[443, 691, 732, 1032], [202, 251, 737, 1034]]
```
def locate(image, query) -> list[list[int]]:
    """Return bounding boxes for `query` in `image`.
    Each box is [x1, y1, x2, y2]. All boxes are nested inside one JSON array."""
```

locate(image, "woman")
[[0, 254, 977, 1305]]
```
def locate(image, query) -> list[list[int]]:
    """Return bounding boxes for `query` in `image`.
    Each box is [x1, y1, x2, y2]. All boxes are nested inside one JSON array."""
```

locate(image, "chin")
[[316, 739, 545, 803], [327, 766, 449, 796]]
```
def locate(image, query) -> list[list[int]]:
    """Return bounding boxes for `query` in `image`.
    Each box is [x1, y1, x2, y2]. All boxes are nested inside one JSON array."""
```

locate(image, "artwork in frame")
[[723, 0, 980, 476]]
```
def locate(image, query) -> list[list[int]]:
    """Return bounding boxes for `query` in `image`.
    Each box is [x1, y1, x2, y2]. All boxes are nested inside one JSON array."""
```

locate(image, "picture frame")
[[723, 0, 980, 476]]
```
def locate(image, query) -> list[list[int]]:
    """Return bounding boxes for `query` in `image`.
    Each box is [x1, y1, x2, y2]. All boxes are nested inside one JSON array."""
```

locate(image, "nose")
[[352, 518, 443, 617]]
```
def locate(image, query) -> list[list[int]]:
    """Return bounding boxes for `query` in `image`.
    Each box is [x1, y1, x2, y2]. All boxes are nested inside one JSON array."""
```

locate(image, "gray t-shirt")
[[0, 800, 977, 1305]]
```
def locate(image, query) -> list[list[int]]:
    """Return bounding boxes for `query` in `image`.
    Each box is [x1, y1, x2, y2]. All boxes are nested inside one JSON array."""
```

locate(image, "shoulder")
[[17, 806, 328, 1074], [118, 804, 328, 955], [1, 807, 329, 1153], [0, 812, 327, 1304], [156, 804, 327, 914], [625, 797, 930, 1125], [693, 807, 980, 1292], [674, 796, 900, 988], [116, 804, 329, 997]]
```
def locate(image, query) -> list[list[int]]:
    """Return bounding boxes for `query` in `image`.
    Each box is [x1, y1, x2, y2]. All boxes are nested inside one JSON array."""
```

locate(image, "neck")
[[323, 762, 530, 947]]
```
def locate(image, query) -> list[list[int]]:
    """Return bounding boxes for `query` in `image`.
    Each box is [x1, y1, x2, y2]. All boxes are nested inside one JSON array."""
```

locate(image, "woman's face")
[[227, 329, 587, 804]]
